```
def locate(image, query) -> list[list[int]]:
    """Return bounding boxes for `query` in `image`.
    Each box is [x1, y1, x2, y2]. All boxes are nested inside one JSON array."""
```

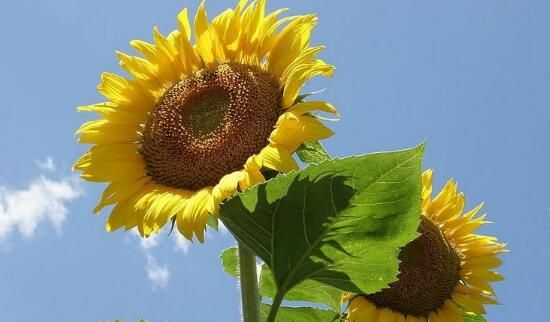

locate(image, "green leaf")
[[260, 266, 342, 312], [464, 314, 488, 322], [260, 304, 340, 322], [296, 141, 331, 165], [220, 144, 424, 301], [220, 246, 239, 278]]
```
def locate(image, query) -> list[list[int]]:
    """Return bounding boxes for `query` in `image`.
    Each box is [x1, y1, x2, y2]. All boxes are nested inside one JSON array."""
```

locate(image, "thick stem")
[[238, 243, 261, 322], [266, 292, 284, 322]]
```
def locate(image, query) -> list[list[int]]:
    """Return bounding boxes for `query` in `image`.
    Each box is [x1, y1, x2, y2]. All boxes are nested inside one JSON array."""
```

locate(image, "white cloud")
[[0, 175, 82, 245], [34, 157, 56, 171], [145, 254, 170, 289], [173, 232, 192, 254], [133, 229, 171, 289], [132, 229, 160, 250], [131, 220, 230, 289]]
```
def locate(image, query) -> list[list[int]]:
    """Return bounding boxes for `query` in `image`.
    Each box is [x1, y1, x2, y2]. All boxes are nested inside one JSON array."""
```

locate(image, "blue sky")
[[0, 0, 548, 321]]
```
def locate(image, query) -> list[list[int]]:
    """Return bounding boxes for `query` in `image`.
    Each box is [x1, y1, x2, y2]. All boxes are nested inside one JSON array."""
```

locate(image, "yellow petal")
[[152, 27, 181, 82], [405, 315, 424, 322], [347, 297, 377, 322], [439, 300, 464, 321], [257, 8, 289, 57], [106, 184, 154, 232], [428, 311, 444, 322], [240, 155, 265, 190], [141, 190, 176, 232], [176, 200, 194, 240], [271, 113, 334, 151], [238, 0, 266, 60], [452, 293, 486, 314], [194, 1, 216, 67], [97, 72, 155, 107], [287, 101, 338, 115], [130, 39, 157, 60], [421, 169, 433, 210], [106, 200, 130, 232], [76, 158, 145, 183], [267, 15, 317, 78], [378, 308, 395, 322], [462, 256, 503, 270], [282, 60, 335, 108], [95, 176, 151, 213], [189, 188, 215, 242], [175, 188, 216, 242], [76, 119, 140, 145], [395, 313, 406, 322], [281, 46, 325, 85], [435, 193, 465, 222], [257, 144, 299, 173], [78, 101, 150, 125], [177, 8, 192, 40], [212, 170, 243, 205], [116, 51, 161, 88], [427, 179, 458, 214]]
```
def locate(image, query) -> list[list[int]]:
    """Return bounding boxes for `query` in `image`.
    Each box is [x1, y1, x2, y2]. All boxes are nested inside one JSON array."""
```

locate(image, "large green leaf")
[[260, 304, 340, 322], [260, 266, 342, 312], [220, 144, 424, 302]]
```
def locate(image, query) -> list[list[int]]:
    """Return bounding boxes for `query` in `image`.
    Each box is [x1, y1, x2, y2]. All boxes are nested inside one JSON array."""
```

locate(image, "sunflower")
[[74, 0, 337, 242], [343, 170, 507, 322]]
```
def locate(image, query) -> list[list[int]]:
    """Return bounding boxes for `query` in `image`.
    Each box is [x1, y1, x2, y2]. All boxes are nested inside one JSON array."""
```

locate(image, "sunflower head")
[[343, 170, 507, 322], [74, 0, 337, 242]]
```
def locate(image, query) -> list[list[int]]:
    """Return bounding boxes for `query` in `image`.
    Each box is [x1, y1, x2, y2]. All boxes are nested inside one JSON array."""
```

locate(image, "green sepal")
[[296, 141, 332, 165]]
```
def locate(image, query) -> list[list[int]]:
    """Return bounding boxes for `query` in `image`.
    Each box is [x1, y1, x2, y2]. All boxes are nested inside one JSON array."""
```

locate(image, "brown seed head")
[[364, 216, 461, 317], [140, 63, 282, 190]]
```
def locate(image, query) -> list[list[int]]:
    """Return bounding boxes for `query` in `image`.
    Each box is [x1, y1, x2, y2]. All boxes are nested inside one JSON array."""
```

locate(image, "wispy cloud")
[[173, 232, 192, 254], [133, 229, 171, 289], [132, 222, 231, 289], [145, 254, 170, 289], [0, 174, 82, 245], [34, 157, 56, 171], [138, 232, 160, 250]]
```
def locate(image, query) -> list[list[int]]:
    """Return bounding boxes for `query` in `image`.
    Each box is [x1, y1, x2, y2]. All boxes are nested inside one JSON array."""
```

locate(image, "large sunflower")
[[74, 0, 336, 242], [344, 170, 506, 322]]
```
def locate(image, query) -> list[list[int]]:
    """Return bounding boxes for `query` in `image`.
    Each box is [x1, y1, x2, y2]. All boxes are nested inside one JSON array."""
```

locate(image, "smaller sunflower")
[[343, 170, 507, 322]]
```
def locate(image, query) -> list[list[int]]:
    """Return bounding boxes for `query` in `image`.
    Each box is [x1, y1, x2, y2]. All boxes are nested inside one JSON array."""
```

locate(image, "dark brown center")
[[364, 216, 461, 317], [140, 63, 282, 190]]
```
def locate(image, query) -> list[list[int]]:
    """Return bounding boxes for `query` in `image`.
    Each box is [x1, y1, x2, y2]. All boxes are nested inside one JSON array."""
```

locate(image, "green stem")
[[266, 292, 284, 322], [238, 242, 261, 322]]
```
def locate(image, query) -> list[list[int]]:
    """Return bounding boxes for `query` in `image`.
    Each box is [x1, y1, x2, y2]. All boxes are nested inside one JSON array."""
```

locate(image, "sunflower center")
[[140, 63, 282, 190], [364, 216, 461, 317]]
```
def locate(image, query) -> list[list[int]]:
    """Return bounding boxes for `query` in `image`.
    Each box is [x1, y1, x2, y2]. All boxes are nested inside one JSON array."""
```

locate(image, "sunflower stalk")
[[238, 243, 261, 322]]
